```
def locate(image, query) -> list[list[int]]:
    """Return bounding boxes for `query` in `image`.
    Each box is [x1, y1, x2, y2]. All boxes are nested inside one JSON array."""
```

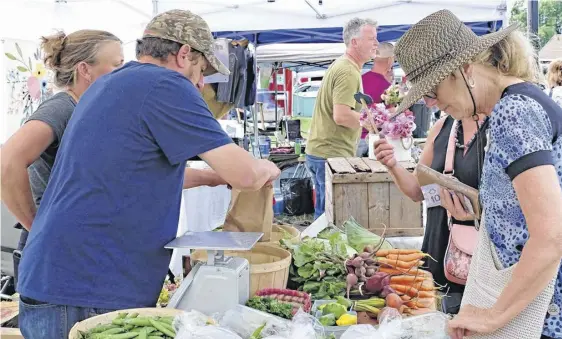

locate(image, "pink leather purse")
[[442, 120, 479, 285]]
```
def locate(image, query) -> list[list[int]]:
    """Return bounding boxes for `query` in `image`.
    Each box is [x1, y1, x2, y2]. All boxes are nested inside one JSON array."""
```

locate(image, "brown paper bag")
[[223, 185, 273, 242]]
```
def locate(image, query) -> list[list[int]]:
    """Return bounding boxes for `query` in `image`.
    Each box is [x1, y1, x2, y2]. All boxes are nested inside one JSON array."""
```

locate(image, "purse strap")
[[444, 119, 458, 175], [445, 119, 460, 229]]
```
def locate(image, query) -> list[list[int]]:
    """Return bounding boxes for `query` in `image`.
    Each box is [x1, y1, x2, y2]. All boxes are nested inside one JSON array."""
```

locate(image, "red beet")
[[379, 285, 396, 298], [365, 272, 389, 294], [346, 273, 359, 298], [351, 257, 364, 268]]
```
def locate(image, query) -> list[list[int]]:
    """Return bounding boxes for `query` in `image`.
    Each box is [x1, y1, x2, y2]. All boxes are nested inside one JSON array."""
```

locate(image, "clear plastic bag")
[[263, 310, 325, 339], [174, 310, 242, 339], [219, 305, 291, 338], [340, 312, 451, 339]]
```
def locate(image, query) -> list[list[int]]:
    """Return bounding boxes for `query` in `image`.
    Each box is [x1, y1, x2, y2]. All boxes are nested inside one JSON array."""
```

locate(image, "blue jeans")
[[356, 138, 368, 157], [305, 154, 326, 220], [19, 296, 116, 339]]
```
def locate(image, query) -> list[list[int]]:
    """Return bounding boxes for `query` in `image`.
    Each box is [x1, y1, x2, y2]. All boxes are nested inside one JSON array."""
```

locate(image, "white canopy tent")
[[1, 0, 509, 140], [0, 0, 510, 274], [1, 0, 508, 46], [257, 43, 345, 63]]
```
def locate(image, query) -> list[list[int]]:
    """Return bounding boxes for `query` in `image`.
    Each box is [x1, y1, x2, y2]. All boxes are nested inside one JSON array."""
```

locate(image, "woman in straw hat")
[[393, 10, 562, 339]]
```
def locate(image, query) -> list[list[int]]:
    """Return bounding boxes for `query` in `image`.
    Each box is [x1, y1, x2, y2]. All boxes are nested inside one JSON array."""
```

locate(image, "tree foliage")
[[510, 0, 562, 47]]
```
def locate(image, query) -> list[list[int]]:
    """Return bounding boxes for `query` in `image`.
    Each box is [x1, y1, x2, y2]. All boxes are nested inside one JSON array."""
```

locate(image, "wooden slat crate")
[[325, 157, 423, 237]]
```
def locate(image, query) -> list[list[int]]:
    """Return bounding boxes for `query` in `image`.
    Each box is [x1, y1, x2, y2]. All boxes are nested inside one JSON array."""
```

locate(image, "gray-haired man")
[[305, 18, 378, 219]]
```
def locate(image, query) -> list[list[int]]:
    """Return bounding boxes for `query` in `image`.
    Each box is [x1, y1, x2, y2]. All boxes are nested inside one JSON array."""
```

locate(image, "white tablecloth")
[[168, 184, 232, 277]]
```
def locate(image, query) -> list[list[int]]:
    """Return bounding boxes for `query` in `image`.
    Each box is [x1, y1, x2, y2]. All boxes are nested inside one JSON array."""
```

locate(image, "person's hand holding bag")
[[374, 138, 396, 169], [261, 159, 281, 187], [439, 188, 474, 221]]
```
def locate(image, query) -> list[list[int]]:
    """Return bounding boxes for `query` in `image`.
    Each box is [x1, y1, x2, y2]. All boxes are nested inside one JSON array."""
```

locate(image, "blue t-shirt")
[[480, 82, 562, 338], [17, 61, 232, 309]]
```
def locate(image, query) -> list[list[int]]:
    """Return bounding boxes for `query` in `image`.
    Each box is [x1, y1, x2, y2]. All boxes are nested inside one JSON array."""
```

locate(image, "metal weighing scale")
[[165, 231, 263, 316]]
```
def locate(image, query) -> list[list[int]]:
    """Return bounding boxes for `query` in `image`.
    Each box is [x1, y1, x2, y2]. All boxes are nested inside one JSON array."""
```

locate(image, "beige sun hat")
[[393, 9, 518, 114]]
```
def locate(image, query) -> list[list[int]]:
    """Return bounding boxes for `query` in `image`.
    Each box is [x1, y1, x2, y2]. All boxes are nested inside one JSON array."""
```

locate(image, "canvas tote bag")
[[460, 214, 556, 338]]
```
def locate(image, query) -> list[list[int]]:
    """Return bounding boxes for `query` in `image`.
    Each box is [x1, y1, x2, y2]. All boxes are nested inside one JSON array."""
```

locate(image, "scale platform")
[[165, 231, 263, 315], [165, 231, 263, 251]]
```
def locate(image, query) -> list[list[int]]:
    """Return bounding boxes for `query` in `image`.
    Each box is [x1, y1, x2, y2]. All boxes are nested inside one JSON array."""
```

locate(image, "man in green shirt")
[[306, 18, 378, 219]]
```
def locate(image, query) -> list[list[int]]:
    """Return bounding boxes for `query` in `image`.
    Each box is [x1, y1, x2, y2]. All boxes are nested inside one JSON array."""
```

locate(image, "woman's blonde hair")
[[546, 58, 562, 88], [41, 30, 121, 88], [472, 30, 541, 84]]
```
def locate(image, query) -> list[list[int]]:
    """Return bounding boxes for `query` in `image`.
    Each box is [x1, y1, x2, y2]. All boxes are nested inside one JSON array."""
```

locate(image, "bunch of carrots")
[[374, 248, 440, 315]]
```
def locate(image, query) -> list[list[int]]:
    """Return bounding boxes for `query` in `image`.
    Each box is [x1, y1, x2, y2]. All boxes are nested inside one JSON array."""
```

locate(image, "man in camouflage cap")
[[142, 9, 229, 77], [15, 9, 279, 338]]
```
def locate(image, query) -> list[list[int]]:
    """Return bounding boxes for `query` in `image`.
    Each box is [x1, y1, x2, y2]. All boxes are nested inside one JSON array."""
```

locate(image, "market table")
[[169, 161, 231, 277], [0, 328, 22, 339]]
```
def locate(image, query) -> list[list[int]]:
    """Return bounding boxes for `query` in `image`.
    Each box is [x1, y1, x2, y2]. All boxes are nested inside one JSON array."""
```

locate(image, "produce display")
[[344, 247, 438, 316], [316, 300, 358, 327], [254, 288, 312, 314], [246, 296, 294, 320], [281, 230, 352, 300], [276, 217, 439, 327], [77, 312, 177, 339], [157, 278, 180, 308], [73, 216, 439, 338], [343, 218, 392, 253]]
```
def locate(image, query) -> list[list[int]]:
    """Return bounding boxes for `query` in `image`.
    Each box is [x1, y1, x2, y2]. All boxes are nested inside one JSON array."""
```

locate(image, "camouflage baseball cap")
[[143, 9, 230, 76]]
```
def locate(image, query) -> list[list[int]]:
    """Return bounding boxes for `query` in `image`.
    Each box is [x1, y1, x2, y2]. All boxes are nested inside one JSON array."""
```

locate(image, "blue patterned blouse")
[[481, 82, 562, 338]]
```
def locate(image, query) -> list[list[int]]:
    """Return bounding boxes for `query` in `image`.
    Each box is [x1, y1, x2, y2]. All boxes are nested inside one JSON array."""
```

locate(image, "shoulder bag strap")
[[444, 119, 459, 228], [444, 119, 458, 175]]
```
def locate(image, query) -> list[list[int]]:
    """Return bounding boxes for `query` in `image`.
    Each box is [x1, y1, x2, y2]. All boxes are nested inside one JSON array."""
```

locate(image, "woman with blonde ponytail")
[[0, 28, 123, 300]]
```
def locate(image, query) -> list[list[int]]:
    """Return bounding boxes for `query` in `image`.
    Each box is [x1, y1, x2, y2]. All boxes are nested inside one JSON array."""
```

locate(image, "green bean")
[[125, 318, 153, 327], [158, 322, 174, 333], [130, 326, 155, 334], [127, 312, 139, 318], [147, 336, 163, 339], [112, 319, 125, 326], [158, 317, 173, 325], [148, 319, 175, 337], [138, 328, 148, 339], [89, 324, 120, 333], [100, 327, 126, 335], [105, 333, 140, 339], [116, 312, 128, 319]]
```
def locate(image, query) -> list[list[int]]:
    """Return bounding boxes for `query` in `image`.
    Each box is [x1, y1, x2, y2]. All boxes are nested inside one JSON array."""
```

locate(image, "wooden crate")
[[325, 157, 423, 237]]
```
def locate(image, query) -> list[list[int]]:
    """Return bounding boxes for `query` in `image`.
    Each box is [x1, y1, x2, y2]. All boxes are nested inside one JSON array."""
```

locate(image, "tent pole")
[[252, 105, 260, 157], [527, 0, 539, 50], [274, 62, 278, 130], [152, 0, 159, 16]]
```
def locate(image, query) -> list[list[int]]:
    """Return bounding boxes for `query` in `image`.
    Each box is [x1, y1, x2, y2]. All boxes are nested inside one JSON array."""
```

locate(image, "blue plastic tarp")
[[214, 20, 503, 45]]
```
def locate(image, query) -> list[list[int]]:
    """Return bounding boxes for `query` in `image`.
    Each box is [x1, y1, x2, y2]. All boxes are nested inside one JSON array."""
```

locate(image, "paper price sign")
[[421, 184, 442, 208]]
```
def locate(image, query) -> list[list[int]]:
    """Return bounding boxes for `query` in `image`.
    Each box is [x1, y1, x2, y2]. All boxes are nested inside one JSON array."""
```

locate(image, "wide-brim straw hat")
[[393, 9, 518, 114]]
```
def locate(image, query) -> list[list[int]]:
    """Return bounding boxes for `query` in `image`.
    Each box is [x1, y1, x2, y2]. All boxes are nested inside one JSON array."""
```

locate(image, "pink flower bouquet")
[[381, 82, 409, 107], [360, 103, 416, 139]]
